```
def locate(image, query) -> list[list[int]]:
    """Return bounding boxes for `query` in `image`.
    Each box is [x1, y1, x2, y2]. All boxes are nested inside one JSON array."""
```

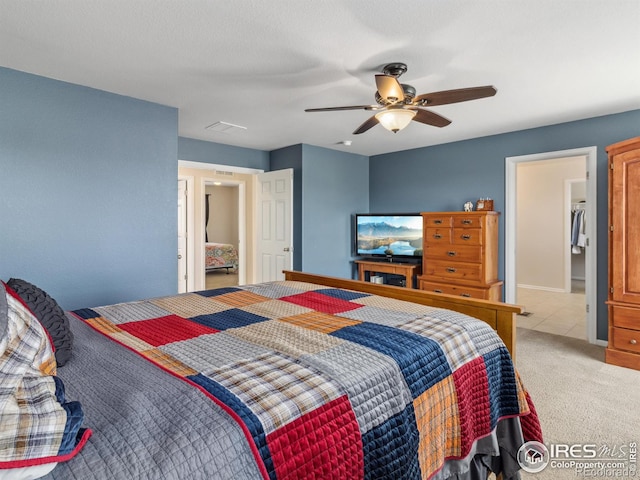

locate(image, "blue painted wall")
[[4, 65, 639, 342], [301, 144, 369, 278], [370, 109, 640, 340], [0, 67, 178, 310], [178, 136, 269, 171]]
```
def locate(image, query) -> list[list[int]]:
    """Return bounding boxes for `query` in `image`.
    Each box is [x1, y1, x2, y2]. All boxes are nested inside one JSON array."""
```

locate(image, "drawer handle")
[[446, 267, 457, 273], [462, 219, 472, 225], [461, 234, 472, 240], [631, 339, 638, 345], [447, 251, 457, 257], [433, 233, 442, 239], [434, 219, 443, 225], [434, 289, 443, 293], [461, 293, 471, 297]]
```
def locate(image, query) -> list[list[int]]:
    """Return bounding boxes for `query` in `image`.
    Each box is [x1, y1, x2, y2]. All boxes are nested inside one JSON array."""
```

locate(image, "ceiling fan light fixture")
[[375, 109, 416, 133]]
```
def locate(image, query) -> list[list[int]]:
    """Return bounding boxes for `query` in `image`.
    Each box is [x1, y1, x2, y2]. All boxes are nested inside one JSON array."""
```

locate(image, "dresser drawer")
[[423, 260, 482, 282], [610, 304, 640, 330], [419, 280, 487, 299], [425, 227, 451, 244], [453, 216, 484, 228], [452, 228, 483, 245], [611, 327, 640, 354], [424, 244, 482, 263], [423, 215, 452, 227]]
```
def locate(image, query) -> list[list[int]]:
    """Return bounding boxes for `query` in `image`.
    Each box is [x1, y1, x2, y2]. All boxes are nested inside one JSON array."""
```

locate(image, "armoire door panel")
[[612, 151, 640, 304], [606, 137, 640, 370]]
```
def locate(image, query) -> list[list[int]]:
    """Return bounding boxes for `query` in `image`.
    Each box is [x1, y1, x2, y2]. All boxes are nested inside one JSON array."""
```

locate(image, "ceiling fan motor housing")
[[382, 62, 408, 77]]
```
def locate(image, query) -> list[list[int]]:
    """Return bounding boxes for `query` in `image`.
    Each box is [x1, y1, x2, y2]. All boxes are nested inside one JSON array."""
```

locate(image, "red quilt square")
[[452, 356, 492, 457], [280, 292, 363, 315], [267, 395, 363, 480], [119, 315, 219, 347]]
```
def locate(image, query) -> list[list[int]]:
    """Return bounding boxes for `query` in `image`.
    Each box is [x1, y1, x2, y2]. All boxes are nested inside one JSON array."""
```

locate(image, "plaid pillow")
[[0, 281, 90, 471]]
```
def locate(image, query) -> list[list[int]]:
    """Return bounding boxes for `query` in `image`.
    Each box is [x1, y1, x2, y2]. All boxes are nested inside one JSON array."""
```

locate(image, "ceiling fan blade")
[[412, 109, 452, 128], [305, 105, 379, 112], [375, 75, 404, 103], [353, 115, 380, 134], [414, 86, 497, 106]]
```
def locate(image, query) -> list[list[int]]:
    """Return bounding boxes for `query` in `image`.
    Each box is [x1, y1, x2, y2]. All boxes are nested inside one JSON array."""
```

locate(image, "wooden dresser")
[[418, 211, 502, 301], [606, 137, 640, 371]]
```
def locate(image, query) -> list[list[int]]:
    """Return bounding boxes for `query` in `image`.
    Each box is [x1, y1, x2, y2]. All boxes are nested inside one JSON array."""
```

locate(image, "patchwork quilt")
[[72, 280, 542, 480]]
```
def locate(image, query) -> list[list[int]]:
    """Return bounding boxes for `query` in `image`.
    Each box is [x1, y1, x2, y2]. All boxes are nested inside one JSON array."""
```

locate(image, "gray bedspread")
[[42, 314, 262, 480]]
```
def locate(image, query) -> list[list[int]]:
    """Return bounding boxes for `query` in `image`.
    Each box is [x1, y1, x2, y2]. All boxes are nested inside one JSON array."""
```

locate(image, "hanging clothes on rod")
[[571, 202, 586, 253]]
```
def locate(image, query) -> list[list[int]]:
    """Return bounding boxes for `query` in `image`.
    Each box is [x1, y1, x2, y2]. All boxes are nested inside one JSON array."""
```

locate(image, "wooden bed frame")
[[283, 270, 523, 361]]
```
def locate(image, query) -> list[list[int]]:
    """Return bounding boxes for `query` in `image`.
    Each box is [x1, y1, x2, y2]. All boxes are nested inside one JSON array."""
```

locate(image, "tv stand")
[[355, 259, 422, 289]]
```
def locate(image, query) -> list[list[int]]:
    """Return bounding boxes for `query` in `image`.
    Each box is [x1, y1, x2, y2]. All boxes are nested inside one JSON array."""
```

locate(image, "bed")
[[205, 242, 239, 273], [1, 271, 541, 480]]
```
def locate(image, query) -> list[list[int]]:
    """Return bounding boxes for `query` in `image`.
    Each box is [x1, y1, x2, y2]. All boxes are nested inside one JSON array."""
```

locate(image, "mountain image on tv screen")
[[357, 215, 423, 256]]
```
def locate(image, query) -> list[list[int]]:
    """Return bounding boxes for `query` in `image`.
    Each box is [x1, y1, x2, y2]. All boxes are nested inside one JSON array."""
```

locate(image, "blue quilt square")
[[190, 308, 268, 330], [332, 322, 451, 398], [72, 308, 100, 320], [361, 403, 421, 480], [196, 287, 242, 297], [316, 288, 372, 301], [483, 347, 520, 427]]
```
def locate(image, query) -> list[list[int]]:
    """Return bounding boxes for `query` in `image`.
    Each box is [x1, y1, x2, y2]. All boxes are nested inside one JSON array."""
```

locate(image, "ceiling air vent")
[[215, 170, 234, 176], [205, 121, 247, 133]]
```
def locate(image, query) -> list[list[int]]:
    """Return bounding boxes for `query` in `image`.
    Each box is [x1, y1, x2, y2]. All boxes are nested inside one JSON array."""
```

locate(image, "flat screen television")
[[354, 213, 423, 259]]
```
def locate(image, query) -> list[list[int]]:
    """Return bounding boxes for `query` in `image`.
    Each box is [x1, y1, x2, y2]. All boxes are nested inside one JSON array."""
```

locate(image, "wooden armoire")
[[606, 136, 640, 370]]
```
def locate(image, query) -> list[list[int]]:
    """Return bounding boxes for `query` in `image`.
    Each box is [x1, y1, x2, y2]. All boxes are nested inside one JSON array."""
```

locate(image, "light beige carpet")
[[205, 271, 239, 289], [515, 328, 640, 479]]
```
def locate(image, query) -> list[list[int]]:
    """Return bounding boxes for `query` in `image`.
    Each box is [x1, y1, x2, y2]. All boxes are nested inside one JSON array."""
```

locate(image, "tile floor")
[[515, 280, 587, 340]]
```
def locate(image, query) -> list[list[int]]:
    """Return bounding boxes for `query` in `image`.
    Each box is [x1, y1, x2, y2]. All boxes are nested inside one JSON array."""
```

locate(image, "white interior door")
[[255, 169, 293, 282], [177, 179, 188, 293]]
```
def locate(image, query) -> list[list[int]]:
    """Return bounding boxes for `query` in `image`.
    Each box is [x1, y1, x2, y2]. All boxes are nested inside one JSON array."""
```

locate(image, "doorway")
[[204, 182, 242, 289], [178, 160, 261, 291], [505, 147, 597, 344], [177, 161, 294, 291]]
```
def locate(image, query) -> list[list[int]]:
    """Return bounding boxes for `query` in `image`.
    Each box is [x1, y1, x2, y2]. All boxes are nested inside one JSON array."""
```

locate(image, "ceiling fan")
[[305, 62, 497, 134]]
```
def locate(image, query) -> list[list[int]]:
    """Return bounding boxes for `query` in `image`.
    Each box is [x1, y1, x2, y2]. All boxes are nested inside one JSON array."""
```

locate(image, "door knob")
[[177, 254, 182, 259]]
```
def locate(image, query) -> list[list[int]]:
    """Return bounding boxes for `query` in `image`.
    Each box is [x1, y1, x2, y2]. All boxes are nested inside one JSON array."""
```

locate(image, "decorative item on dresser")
[[605, 136, 640, 371], [418, 211, 503, 301]]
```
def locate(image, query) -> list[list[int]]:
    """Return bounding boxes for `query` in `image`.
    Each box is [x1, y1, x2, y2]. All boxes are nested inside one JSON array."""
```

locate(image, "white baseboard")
[[517, 284, 567, 293]]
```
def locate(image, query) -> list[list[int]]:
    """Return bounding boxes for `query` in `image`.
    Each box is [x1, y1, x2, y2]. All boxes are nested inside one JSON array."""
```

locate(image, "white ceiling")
[[1, 1, 639, 157]]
